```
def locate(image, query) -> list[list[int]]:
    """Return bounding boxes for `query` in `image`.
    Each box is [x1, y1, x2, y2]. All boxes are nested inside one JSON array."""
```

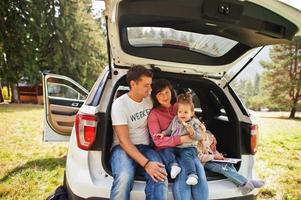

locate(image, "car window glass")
[[127, 27, 238, 57], [209, 90, 227, 116], [47, 77, 87, 100], [228, 85, 250, 116], [114, 85, 130, 100]]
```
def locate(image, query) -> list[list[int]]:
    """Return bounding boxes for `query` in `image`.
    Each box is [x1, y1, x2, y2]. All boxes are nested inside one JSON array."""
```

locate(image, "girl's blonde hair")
[[197, 133, 208, 154], [197, 131, 215, 154]]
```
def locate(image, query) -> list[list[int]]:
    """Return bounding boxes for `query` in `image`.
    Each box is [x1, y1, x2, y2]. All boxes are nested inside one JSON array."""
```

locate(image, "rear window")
[[127, 27, 238, 57]]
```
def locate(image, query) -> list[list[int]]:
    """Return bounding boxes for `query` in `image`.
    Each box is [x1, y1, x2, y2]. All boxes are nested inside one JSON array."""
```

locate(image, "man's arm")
[[113, 125, 167, 182]]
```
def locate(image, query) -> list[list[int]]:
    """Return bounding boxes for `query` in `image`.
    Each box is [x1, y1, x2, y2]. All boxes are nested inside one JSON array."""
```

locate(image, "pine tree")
[[0, 0, 35, 102], [261, 37, 301, 118], [40, 0, 107, 89], [0, 0, 107, 101], [253, 73, 260, 96]]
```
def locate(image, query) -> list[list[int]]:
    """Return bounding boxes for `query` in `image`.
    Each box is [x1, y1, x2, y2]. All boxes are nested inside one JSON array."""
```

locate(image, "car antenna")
[[223, 46, 265, 89]]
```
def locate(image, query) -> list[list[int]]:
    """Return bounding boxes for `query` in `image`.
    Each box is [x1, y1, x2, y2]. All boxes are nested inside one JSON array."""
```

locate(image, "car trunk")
[[96, 70, 249, 182], [106, 0, 300, 77]]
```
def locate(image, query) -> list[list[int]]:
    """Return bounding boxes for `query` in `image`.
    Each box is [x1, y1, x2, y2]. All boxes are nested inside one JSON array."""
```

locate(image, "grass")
[[0, 104, 300, 199], [0, 104, 68, 200], [254, 112, 301, 200]]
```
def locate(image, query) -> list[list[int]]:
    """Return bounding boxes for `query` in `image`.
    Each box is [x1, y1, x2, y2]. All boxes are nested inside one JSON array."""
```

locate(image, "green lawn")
[[254, 112, 301, 200], [0, 104, 300, 199], [0, 104, 67, 200]]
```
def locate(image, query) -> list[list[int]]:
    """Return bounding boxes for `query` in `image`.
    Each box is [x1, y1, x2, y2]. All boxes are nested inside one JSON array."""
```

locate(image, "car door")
[[42, 73, 88, 141]]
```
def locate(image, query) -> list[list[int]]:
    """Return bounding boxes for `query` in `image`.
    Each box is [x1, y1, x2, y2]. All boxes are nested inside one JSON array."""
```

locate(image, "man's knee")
[[112, 171, 135, 191]]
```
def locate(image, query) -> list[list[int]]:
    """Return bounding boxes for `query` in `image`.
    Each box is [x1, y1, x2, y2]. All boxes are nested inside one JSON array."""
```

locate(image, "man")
[[110, 65, 168, 200]]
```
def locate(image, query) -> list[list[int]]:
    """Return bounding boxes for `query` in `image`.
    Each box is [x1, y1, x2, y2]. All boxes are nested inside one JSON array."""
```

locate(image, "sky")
[[91, 0, 300, 82], [280, 0, 301, 10]]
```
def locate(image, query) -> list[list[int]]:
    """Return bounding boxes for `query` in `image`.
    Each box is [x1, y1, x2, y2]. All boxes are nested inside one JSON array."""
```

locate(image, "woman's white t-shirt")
[[111, 93, 153, 147]]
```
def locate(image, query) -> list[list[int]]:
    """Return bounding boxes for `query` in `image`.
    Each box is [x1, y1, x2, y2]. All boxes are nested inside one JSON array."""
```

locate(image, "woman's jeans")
[[204, 161, 247, 186], [173, 157, 209, 200], [110, 145, 168, 200], [159, 147, 198, 178]]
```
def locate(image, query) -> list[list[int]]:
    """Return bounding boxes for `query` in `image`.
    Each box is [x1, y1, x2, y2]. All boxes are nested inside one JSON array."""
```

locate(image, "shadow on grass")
[[0, 156, 66, 183], [259, 116, 301, 121]]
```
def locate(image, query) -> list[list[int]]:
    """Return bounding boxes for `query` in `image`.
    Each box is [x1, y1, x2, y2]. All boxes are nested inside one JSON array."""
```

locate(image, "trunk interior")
[[100, 70, 243, 182]]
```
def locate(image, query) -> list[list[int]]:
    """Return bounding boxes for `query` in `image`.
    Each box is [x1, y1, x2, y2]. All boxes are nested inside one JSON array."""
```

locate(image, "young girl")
[[154, 93, 205, 185], [197, 130, 265, 194]]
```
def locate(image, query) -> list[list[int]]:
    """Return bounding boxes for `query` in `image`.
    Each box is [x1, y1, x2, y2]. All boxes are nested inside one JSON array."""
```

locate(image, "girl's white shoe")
[[170, 165, 181, 179], [186, 176, 198, 185]]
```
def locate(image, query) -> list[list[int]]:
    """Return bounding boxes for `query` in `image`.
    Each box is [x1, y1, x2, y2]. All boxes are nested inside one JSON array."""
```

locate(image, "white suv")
[[42, 0, 301, 199]]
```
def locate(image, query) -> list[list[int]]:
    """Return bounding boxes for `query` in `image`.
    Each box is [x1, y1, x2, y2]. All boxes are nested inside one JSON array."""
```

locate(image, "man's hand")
[[144, 161, 167, 182]]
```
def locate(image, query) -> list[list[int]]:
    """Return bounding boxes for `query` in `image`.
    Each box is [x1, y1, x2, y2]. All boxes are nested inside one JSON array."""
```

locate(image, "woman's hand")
[[154, 133, 164, 139], [180, 135, 193, 143]]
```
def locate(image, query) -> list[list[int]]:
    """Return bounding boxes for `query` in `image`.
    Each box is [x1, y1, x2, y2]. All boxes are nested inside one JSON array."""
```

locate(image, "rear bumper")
[[66, 180, 256, 200], [65, 172, 108, 200], [65, 173, 257, 200]]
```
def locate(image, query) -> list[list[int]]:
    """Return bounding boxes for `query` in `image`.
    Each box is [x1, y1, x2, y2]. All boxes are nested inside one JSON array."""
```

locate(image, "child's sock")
[[186, 175, 198, 185], [170, 165, 181, 179], [241, 181, 254, 195], [240, 181, 254, 195], [250, 180, 265, 188]]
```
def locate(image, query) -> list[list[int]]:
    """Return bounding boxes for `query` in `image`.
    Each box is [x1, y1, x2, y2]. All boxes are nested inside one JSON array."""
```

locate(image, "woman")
[[148, 79, 208, 200]]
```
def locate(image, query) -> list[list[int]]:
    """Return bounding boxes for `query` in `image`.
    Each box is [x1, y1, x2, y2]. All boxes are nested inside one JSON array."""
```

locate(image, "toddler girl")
[[155, 93, 204, 185]]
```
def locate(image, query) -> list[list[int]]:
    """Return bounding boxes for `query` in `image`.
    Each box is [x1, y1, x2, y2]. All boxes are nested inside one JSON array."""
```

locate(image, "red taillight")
[[75, 113, 97, 150], [250, 124, 259, 155]]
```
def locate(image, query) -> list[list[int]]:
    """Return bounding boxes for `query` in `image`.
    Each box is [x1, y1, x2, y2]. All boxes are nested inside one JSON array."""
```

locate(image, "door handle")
[[71, 102, 79, 107]]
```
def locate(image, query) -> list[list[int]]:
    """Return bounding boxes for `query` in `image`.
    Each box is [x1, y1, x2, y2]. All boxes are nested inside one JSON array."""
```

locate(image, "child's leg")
[[205, 162, 247, 186], [224, 163, 248, 186], [177, 147, 198, 185], [158, 148, 177, 173], [227, 164, 265, 188]]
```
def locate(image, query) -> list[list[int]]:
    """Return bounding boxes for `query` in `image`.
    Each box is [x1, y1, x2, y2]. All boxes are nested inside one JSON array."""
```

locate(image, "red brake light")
[[250, 124, 259, 155], [75, 113, 97, 150]]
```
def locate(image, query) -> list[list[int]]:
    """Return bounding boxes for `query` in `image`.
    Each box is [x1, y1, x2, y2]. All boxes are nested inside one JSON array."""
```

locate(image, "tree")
[[260, 37, 301, 118], [0, 0, 107, 101], [253, 73, 260, 96], [50, 0, 106, 89], [0, 0, 32, 102], [38, 0, 107, 89], [230, 75, 267, 111]]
